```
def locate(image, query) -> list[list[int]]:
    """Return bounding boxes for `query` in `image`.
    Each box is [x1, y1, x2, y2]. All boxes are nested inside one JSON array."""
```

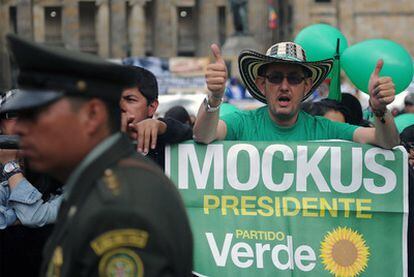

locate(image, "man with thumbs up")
[[193, 42, 399, 149]]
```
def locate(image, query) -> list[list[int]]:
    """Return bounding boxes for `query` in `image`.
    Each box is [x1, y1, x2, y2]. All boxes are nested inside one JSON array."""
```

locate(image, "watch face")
[[4, 162, 17, 173]]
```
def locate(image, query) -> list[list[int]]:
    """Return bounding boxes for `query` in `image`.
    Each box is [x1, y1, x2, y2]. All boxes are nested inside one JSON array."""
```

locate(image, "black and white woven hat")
[[238, 42, 334, 103], [0, 89, 19, 108]]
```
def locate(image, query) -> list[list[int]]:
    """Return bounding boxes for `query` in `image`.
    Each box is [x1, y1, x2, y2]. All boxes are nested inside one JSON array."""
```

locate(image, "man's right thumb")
[[372, 59, 384, 77], [211, 44, 224, 63]]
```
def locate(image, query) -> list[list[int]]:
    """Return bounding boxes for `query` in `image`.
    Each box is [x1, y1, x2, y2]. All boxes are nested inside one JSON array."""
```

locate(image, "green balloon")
[[341, 39, 413, 94], [394, 113, 414, 133], [294, 24, 348, 61]]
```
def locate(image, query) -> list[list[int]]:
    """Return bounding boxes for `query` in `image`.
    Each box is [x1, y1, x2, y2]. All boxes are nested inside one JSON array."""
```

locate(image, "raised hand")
[[206, 44, 228, 100], [368, 59, 395, 111], [128, 119, 166, 155]]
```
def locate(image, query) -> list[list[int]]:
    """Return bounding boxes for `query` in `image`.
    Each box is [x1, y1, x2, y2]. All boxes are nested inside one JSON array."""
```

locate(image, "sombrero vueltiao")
[[238, 42, 334, 103]]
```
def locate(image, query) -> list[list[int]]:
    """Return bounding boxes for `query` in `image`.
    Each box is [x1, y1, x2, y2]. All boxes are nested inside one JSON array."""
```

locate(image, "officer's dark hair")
[[128, 66, 158, 106], [67, 96, 121, 133], [257, 63, 311, 78]]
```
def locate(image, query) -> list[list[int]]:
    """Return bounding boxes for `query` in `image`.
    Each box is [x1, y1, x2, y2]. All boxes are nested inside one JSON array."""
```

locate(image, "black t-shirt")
[[147, 117, 193, 169]]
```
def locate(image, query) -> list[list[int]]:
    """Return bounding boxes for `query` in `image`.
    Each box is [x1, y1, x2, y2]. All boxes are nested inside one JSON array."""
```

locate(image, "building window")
[[44, 7, 63, 46], [144, 1, 153, 56], [287, 4, 293, 36], [126, 1, 131, 56], [79, 2, 97, 54], [177, 6, 195, 56], [218, 6, 226, 46], [9, 6, 17, 33]]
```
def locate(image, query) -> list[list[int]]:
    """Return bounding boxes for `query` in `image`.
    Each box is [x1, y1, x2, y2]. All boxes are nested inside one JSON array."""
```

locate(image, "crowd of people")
[[0, 32, 413, 277]]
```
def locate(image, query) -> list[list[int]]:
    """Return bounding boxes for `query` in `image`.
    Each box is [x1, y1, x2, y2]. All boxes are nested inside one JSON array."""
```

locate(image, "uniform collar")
[[64, 133, 122, 200]]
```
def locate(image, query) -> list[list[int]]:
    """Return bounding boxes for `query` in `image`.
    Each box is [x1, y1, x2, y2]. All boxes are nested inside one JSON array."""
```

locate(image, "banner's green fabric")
[[166, 141, 408, 277]]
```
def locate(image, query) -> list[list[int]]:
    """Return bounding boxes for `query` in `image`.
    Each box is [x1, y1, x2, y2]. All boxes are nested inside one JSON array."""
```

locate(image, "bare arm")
[[353, 59, 399, 149], [193, 99, 227, 144], [193, 44, 228, 144], [353, 113, 399, 149]]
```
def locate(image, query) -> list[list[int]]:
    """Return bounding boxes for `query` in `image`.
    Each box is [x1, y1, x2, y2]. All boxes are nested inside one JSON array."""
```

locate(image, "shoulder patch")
[[91, 229, 149, 256], [99, 248, 144, 277], [103, 168, 121, 196], [47, 246, 63, 277]]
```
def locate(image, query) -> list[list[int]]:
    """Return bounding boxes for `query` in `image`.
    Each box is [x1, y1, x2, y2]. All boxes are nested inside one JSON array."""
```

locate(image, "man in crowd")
[[0, 89, 63, 276], [121, 66, 192, 168], [193, 42, 399, 149], [2, 34, 193, 277]]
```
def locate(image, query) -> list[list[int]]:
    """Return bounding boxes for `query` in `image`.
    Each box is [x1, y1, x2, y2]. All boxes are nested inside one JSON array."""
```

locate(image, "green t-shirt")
[[221, 106, 359, 141]]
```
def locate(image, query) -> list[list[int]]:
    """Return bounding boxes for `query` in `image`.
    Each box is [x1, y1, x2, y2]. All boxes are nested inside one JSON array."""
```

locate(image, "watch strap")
[[203, 96, 222, 113], [2, 161, 22, 180]]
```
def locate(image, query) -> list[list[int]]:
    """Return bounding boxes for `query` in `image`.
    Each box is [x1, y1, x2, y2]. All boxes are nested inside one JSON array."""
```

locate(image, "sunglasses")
[[264, 72, 306, 85]]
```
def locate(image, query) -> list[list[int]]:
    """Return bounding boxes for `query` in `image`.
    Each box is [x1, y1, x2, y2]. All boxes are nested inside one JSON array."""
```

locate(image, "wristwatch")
[[203, 96, 222, 113], [2, 160, 22, 180], [369, 99, 387, 124]]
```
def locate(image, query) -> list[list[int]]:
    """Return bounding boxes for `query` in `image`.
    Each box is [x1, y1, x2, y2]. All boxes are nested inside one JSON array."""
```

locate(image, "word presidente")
[[175, 144, 398, 194], [203, 195, 372, 218]]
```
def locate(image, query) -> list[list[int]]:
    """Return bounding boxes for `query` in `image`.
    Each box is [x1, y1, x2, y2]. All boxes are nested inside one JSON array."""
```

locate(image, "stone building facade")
[[0, 0, 413, 91], [293, 0, 414, 56]]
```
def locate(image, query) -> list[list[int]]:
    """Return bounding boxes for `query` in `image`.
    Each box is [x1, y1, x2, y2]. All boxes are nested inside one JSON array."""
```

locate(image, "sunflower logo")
[[320, 227, 369, 277]]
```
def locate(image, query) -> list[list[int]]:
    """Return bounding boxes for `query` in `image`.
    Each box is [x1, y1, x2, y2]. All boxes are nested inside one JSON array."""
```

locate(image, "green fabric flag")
[[328, 39, 341, 101]]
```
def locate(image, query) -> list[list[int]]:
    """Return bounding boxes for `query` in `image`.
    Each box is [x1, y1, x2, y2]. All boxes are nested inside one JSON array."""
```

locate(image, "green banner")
[[166, 141, 408, 277]]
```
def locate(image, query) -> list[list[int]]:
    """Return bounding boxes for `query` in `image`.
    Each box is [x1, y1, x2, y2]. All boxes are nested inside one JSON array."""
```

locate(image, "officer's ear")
[[80, 98, 109, 135], [147, 99, 158, 118]]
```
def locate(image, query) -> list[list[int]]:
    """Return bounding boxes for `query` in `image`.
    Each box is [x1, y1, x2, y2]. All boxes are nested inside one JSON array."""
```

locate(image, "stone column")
[[62, 0, 80, 50], [16, 0, 33, 39], [248, 0, 268, 51], [225, 1, 233, 37], [0, 3, 10, 34], [338, 0, 355, 45], [129, 0, 146, 57], [110, 0, 127, 58], [33, 4, 45, 42], [292, 0, 311, 36], [96, 0, 110, 58], [153, 0, 176, 57], [196, 0, 219, 56]]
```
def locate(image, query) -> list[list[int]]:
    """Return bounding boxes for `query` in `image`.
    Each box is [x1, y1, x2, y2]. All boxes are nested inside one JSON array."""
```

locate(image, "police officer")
[[2, 34, 193, 277]]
